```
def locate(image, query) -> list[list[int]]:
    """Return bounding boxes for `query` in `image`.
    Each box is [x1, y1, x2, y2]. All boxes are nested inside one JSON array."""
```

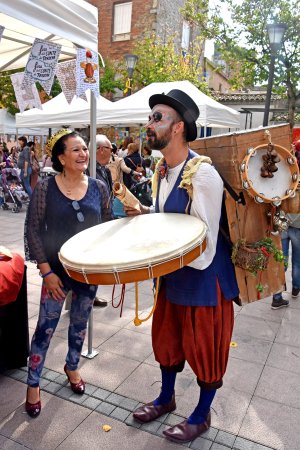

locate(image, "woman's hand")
[[43, 273, 65, 301], [124, 203, 150, 216]]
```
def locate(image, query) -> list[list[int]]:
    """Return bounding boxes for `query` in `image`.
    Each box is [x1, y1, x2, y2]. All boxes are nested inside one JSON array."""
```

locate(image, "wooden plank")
[[190, 124, 290, 304]]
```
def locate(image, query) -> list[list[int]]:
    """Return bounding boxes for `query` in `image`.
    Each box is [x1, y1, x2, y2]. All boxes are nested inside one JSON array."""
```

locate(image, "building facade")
[[87, 0, 190, 62]]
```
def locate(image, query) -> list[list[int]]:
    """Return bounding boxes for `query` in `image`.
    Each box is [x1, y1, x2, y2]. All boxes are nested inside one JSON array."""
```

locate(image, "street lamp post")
[[124, 53, 138, 96], [263, 22, 287, 127]]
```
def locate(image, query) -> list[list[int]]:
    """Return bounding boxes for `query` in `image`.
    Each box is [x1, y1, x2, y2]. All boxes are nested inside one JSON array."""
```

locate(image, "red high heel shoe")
[[25, 387, 41, 418], [64, 364, 85, 395]]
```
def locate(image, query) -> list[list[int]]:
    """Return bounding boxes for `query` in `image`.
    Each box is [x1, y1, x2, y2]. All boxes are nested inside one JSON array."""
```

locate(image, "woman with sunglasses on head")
[[24, 130, 112, 418]]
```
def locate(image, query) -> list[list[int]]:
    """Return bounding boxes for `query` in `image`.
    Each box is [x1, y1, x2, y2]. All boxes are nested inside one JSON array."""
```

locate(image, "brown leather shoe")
[[163, 410, 211, 443], [93, 296, 108, 307], [133, 394, 176, 423]]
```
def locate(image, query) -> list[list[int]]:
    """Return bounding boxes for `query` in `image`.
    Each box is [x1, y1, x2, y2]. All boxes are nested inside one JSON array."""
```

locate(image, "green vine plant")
[[231, 237, 284, 294]]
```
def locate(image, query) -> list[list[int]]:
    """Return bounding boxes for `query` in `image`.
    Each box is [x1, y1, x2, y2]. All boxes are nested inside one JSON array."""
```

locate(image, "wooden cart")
[[190, 124, 295, 304]]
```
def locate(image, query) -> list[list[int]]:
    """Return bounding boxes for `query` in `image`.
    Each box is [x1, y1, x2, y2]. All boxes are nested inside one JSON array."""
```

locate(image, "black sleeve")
[[24, 179, 49, 264]]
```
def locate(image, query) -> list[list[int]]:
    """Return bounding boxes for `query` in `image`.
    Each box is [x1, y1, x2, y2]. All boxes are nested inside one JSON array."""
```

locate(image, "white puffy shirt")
[[156, 161, 224, 270]]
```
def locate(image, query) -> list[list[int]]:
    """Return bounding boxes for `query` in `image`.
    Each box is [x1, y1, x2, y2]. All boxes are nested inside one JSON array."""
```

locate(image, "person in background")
[[24, 129, 112, 418], [28, 141, 40, 191], [117, 136, 133, 159], [91, 134, 115, 307], [17, 136, 32, 198], [125, 89, 239, 443], [271, 213, 300, 309], [107, 141, 140, 185], [142, 145, 155, 171], [144, 158, 154, 180], [42, 145, 53, 169], [0, 143, 7, 169], [7, 146, 19, 168], [123, 143, 145, 189]]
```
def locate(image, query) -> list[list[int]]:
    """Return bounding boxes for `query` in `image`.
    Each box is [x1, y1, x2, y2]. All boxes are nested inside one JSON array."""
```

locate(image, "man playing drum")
[[125, 89, 239, 443]]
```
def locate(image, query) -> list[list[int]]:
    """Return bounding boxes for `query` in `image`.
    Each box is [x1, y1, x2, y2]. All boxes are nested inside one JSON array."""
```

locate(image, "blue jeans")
[[27, 275, 97, 387], [21, 167, 32, 198], [273, 226, 300, 300]]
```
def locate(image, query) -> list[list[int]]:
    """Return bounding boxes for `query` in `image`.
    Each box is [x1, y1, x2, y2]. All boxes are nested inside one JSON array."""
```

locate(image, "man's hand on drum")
[[124, 203, 150, 216], [44, 273, 65, 301]]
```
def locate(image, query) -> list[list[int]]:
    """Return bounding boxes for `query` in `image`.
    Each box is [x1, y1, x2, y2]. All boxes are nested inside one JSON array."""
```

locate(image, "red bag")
[[0, 252, 25, 306]]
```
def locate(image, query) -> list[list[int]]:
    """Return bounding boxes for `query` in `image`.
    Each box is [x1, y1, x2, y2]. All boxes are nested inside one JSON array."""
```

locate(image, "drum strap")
[[218, 173, 246, 206]]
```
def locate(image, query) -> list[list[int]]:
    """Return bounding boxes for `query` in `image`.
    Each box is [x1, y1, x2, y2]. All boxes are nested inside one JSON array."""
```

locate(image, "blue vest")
[[156, 150, 239, 306]]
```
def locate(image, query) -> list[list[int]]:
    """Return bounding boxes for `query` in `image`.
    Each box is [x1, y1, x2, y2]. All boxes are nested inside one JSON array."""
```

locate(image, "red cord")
[[111, 284, 126, 317]]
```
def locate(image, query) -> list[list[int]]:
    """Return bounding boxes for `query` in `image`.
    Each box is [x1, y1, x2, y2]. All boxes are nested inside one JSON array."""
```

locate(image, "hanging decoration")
[[10, 72, 42, 113], [76, 48, 100, 99], [0, 25, 4, 43], [22, 38, 61, 95], [56, 60, 77, 104]]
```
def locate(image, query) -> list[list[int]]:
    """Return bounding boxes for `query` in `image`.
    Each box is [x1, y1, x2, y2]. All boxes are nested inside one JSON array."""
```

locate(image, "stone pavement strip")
[[1, 207, 300, 449], [2, 368, 274, 450]]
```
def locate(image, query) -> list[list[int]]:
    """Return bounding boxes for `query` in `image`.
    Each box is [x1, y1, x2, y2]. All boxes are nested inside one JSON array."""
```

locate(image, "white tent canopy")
[[0, 109, 46, 136], [0, 0, 98, 71], [96, 81, 241, 129], [16, 92, 113, 128]]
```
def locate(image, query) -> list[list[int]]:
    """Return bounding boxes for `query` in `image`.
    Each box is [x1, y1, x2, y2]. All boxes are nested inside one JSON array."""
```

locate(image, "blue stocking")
[[187, 388, 216, 424], [153, 368, 177, 405]]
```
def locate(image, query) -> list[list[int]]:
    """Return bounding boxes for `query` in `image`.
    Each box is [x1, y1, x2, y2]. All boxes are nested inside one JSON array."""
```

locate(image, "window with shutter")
[[113, 2, 132, 41]]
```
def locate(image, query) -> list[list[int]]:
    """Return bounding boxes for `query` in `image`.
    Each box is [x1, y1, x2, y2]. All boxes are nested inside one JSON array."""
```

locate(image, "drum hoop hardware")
[[147, 264, 154, 279], [113, 269, 121, 285], [81, 268, 89, 284]]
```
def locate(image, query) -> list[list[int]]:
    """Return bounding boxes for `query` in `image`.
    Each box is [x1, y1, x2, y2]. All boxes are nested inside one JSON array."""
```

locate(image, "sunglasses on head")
[[72, 200, 85, 223], [148, 111, 163, 123]]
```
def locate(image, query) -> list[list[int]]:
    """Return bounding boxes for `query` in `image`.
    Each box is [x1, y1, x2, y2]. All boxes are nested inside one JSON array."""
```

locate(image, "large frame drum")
[[59, 213, 207, 285]]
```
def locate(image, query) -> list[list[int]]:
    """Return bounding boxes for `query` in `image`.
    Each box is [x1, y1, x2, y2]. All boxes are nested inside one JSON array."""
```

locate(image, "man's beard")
[[146, 129, 172, 150]]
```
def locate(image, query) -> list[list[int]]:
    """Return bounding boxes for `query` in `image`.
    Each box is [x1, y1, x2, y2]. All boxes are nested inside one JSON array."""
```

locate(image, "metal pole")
[[82, 91, 98, 359], [263, 53, 276, 127]]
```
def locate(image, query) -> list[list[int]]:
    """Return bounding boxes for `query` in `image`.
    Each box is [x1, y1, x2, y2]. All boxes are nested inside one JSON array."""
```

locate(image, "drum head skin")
[[59, 213, 207, 284]]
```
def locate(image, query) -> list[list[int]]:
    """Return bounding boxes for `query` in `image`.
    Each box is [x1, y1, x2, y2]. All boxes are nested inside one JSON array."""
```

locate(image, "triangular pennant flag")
[[56, 60, 77, 104], [76, 48, 100, 98], [0, 25, 4, 43], [11, 72, 42, 113], [22, 38, 61, 95]]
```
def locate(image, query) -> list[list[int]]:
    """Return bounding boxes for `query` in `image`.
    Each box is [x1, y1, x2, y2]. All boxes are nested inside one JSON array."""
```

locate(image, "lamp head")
[[124, 54, 138, 78], [267, 23, 287, 52]]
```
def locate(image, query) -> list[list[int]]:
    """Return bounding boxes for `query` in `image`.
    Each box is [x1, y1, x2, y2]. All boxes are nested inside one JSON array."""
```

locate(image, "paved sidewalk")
[[1, 207, 300, 450]]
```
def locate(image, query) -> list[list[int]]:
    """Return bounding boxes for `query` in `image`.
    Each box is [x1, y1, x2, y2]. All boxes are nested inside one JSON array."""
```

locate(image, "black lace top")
[[24, 176, 112, 277]]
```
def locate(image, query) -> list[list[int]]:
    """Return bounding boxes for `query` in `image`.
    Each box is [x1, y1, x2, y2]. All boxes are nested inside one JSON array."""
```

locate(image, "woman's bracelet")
[[40, 270, 54, 279]]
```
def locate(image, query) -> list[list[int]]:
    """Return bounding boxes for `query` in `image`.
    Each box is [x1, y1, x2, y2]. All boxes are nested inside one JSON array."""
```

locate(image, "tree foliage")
[[130, 33, 210, 95], [181, 0, 300, 126], [99, 58, 124, 96]]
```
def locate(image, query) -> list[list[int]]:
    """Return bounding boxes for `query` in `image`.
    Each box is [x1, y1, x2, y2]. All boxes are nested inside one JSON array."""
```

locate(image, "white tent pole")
[[81, 89, 98, 360]]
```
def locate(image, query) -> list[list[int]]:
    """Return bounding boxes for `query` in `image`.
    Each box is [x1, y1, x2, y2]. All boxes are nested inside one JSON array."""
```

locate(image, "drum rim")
[[58, 213, 207, 274]]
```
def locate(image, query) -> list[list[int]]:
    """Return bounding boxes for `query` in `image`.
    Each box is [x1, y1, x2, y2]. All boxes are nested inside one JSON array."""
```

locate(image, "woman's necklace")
[[60, 173, 85, 196]]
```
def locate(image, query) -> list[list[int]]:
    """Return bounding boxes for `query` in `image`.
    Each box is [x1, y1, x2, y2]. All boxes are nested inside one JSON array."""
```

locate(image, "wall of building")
[[155, 0, 185, 48], [89, 0, 156, 62]]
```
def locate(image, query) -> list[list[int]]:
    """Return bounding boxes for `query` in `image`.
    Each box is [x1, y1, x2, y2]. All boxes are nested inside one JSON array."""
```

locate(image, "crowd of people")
[[1, 88, 299, 445]]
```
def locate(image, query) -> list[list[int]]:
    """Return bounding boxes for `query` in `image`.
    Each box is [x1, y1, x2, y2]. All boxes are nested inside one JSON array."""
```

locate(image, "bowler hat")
[[149, 89, 199, 141]]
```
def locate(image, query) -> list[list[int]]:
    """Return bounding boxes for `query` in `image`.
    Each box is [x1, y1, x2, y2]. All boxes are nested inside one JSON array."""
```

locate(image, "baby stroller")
[[130, 179, 153, 207], [0, 168, 29, 213]]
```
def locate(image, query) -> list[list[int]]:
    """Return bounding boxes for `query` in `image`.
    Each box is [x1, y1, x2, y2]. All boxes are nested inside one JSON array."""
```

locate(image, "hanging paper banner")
[[11, 72, 42, 113], [76, 48, 100, 98], [0, 26, 4, 44], [22, 38, 61, 95], [56, 60, 77, 104]]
